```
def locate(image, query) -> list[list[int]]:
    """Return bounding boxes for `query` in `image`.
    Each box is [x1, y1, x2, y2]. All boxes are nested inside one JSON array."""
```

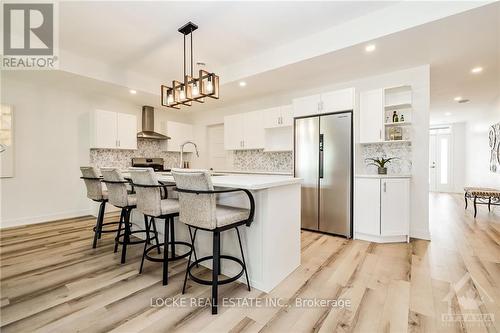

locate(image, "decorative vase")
[[378, 167, 387, 175]]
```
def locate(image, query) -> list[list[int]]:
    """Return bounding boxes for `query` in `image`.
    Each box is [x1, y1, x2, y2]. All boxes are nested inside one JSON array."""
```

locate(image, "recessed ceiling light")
[[454, 96, 462, 101], [239, 81, 247, 87], [365, 44, 376, 52], [471, 66, 483, 74], [129, 89, 137, 94], [445, 112, 452, 116]]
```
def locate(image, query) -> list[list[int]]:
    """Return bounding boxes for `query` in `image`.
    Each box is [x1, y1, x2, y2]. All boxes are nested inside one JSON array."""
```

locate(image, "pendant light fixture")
[[161, 22, 219, 109]]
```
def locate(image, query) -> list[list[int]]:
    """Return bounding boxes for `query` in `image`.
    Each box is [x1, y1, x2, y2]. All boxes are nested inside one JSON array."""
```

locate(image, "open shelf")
[[384, 121, 412, 126], [384, 103, 412, 111]]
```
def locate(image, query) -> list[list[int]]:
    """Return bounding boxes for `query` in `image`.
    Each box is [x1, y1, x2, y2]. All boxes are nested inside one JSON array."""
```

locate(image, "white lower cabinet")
[[354, 177, 410, 243]]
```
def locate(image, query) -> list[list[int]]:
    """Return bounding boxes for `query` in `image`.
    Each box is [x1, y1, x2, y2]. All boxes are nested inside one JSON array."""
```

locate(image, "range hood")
[[137, 106, 170, 140]]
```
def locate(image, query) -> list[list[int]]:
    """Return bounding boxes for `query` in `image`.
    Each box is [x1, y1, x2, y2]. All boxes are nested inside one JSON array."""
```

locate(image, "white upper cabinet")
[[116, 113, 138, 149], [359, 89, 384, 143], [292, 94, 321, 117], [224, 113, 246, 150], [320, 88, 354, 113], [164, 121, 194, 152], [91, 109, 137, 149], [244, 110, 265, 149], [263, 105, 293, 129], [293, 88, 354, 117]]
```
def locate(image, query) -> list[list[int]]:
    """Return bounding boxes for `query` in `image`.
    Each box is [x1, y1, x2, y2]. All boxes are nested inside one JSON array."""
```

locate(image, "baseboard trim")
[[1, 209, 93, 229], [410, 228, 431, 241]]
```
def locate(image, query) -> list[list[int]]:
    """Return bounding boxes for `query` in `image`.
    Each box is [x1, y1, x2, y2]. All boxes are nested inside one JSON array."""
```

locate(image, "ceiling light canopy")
[[471, 66, 483, 74], [161, 22, 219, 109], [365, 44, 376, 52]]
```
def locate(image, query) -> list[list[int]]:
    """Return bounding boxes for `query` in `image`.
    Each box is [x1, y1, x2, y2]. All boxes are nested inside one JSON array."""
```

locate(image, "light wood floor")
[[1, 193, 499, 333]]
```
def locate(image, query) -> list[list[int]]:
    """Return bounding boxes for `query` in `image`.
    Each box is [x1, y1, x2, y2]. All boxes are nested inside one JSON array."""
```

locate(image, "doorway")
[[429, 127, 453, 192], [207, 124, 231, 170]]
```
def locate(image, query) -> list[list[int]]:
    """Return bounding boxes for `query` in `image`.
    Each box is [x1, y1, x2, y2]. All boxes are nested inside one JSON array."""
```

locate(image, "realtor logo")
[[1, 2, 58, 69]]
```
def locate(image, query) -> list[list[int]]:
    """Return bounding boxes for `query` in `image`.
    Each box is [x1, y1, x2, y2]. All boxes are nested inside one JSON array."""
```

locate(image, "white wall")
[[464, 102, 500, 188], [0, 72, 190, 228], [190, 65, 431, 240]]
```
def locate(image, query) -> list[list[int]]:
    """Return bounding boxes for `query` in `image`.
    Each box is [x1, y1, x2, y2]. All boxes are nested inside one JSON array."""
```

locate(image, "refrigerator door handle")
[[319, 133, 324, 179]]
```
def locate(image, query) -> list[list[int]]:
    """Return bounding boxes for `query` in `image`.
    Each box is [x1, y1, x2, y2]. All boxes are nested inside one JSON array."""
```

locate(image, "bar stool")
[[172, 168, 255, 315], [101, 168, 159, 264], [129, 167, 197, 285], [80, 166, 122, 248]]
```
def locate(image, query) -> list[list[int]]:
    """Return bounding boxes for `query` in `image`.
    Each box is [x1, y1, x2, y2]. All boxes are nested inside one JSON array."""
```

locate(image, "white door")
[[429, 134, 437, 191], [429, 129, 453, 192], [116, 113, 137, 149], [380, 178, 409, 236], [320, 88, 354, 113], [95, 109, 118, 149], [207, 124, 230, 170], [224, 114, 244, 150], [292, 94, 321, 117], [243, 110, 265, 149], [354, 178, 381, 236], [359, 89, 384, 143]]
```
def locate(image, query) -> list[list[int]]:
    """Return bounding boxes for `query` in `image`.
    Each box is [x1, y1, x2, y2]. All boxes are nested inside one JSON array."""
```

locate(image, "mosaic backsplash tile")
[[233, 150, 293, 173], [90, 139, 189, 169], [361, 142, 412, 175]]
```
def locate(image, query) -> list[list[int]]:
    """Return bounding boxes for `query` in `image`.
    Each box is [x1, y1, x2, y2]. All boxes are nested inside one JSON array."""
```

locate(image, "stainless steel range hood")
[[137, 106, 170, 140]]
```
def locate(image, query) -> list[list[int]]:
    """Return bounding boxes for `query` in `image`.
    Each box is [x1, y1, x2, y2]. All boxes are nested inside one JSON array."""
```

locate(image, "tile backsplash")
[[90, 139, 189, 169], [233, 150, 293, 173], [360, 142, 412, 174]]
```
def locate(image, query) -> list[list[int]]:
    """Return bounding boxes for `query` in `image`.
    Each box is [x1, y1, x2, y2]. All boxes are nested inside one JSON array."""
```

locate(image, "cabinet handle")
[[383, 182, 387, 192], [379, 129, 382, 140]]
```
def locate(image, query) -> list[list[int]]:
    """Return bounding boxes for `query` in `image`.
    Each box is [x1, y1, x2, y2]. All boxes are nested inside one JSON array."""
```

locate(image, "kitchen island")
[[128, 173, 302, 293]]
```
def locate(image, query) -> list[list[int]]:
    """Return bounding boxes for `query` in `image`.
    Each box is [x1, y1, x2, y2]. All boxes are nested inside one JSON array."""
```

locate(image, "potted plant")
[[365, 157, 398, 175]]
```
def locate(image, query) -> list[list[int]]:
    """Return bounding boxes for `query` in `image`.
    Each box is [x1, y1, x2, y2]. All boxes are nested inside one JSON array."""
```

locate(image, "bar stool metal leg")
[[212, 230, 220, 314], [188, 226, 199, 267], [236, 227, 251, 291], [121, 208, 132, 264], [151, 218, 161, 254], [464, 193, 468, 209], [92, 201, 106, 248], [139, 216, 152, 274], [114, 209, 125, 253], [170, 217, 176, 259], [474, 196, 478, 218], [163, 217, 170, 285], [182, 228, 198, 294]]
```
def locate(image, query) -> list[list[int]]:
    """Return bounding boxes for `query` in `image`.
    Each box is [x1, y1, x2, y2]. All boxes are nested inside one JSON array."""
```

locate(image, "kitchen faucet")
[[179, 141, 199, 168]]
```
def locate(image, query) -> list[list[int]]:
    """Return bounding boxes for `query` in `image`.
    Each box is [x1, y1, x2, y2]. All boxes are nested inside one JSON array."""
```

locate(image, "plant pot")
[[378, 167, 387, 175]]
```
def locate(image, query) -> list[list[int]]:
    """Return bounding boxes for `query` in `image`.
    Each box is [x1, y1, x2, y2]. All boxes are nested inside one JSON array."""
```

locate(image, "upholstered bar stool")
[[80, 166, 122, 248], [101, 168, 160, 264], [172, 168, 255, 315], [129, 167, 197, 285]]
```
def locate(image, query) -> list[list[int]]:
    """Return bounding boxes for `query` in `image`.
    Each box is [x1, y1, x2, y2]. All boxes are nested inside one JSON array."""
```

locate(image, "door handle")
[[319, 134, 324, 179]]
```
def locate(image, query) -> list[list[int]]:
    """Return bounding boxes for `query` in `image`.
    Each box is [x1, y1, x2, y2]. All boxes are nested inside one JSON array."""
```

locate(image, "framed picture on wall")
[[490, 122, 500, 173], [0, 104, 14, 178]]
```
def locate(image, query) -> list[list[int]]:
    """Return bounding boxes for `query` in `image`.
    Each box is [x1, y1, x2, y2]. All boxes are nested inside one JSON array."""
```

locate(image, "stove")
[[131, 158, 168, 172]]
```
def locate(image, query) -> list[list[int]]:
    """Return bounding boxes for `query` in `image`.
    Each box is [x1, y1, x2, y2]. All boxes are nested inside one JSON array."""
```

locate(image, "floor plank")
[[0, 193, 499, 332]]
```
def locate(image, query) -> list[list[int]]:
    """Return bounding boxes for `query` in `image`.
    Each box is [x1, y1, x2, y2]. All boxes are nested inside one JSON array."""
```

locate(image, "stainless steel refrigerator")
[[294, 111, 352, 237]]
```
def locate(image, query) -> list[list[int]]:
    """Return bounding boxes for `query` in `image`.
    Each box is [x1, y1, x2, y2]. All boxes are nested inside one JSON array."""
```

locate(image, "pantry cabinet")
[[91, 109, 137, 149], [354, 176, 410, 243]]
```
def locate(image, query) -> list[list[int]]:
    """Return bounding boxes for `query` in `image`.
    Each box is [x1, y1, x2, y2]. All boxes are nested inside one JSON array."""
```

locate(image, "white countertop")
[[355, 174, 412, 179], [155, 173, 301, 190]]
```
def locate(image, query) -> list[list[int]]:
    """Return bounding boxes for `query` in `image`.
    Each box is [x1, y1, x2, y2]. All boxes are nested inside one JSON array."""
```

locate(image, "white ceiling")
[[60, 1, 398, 82]]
